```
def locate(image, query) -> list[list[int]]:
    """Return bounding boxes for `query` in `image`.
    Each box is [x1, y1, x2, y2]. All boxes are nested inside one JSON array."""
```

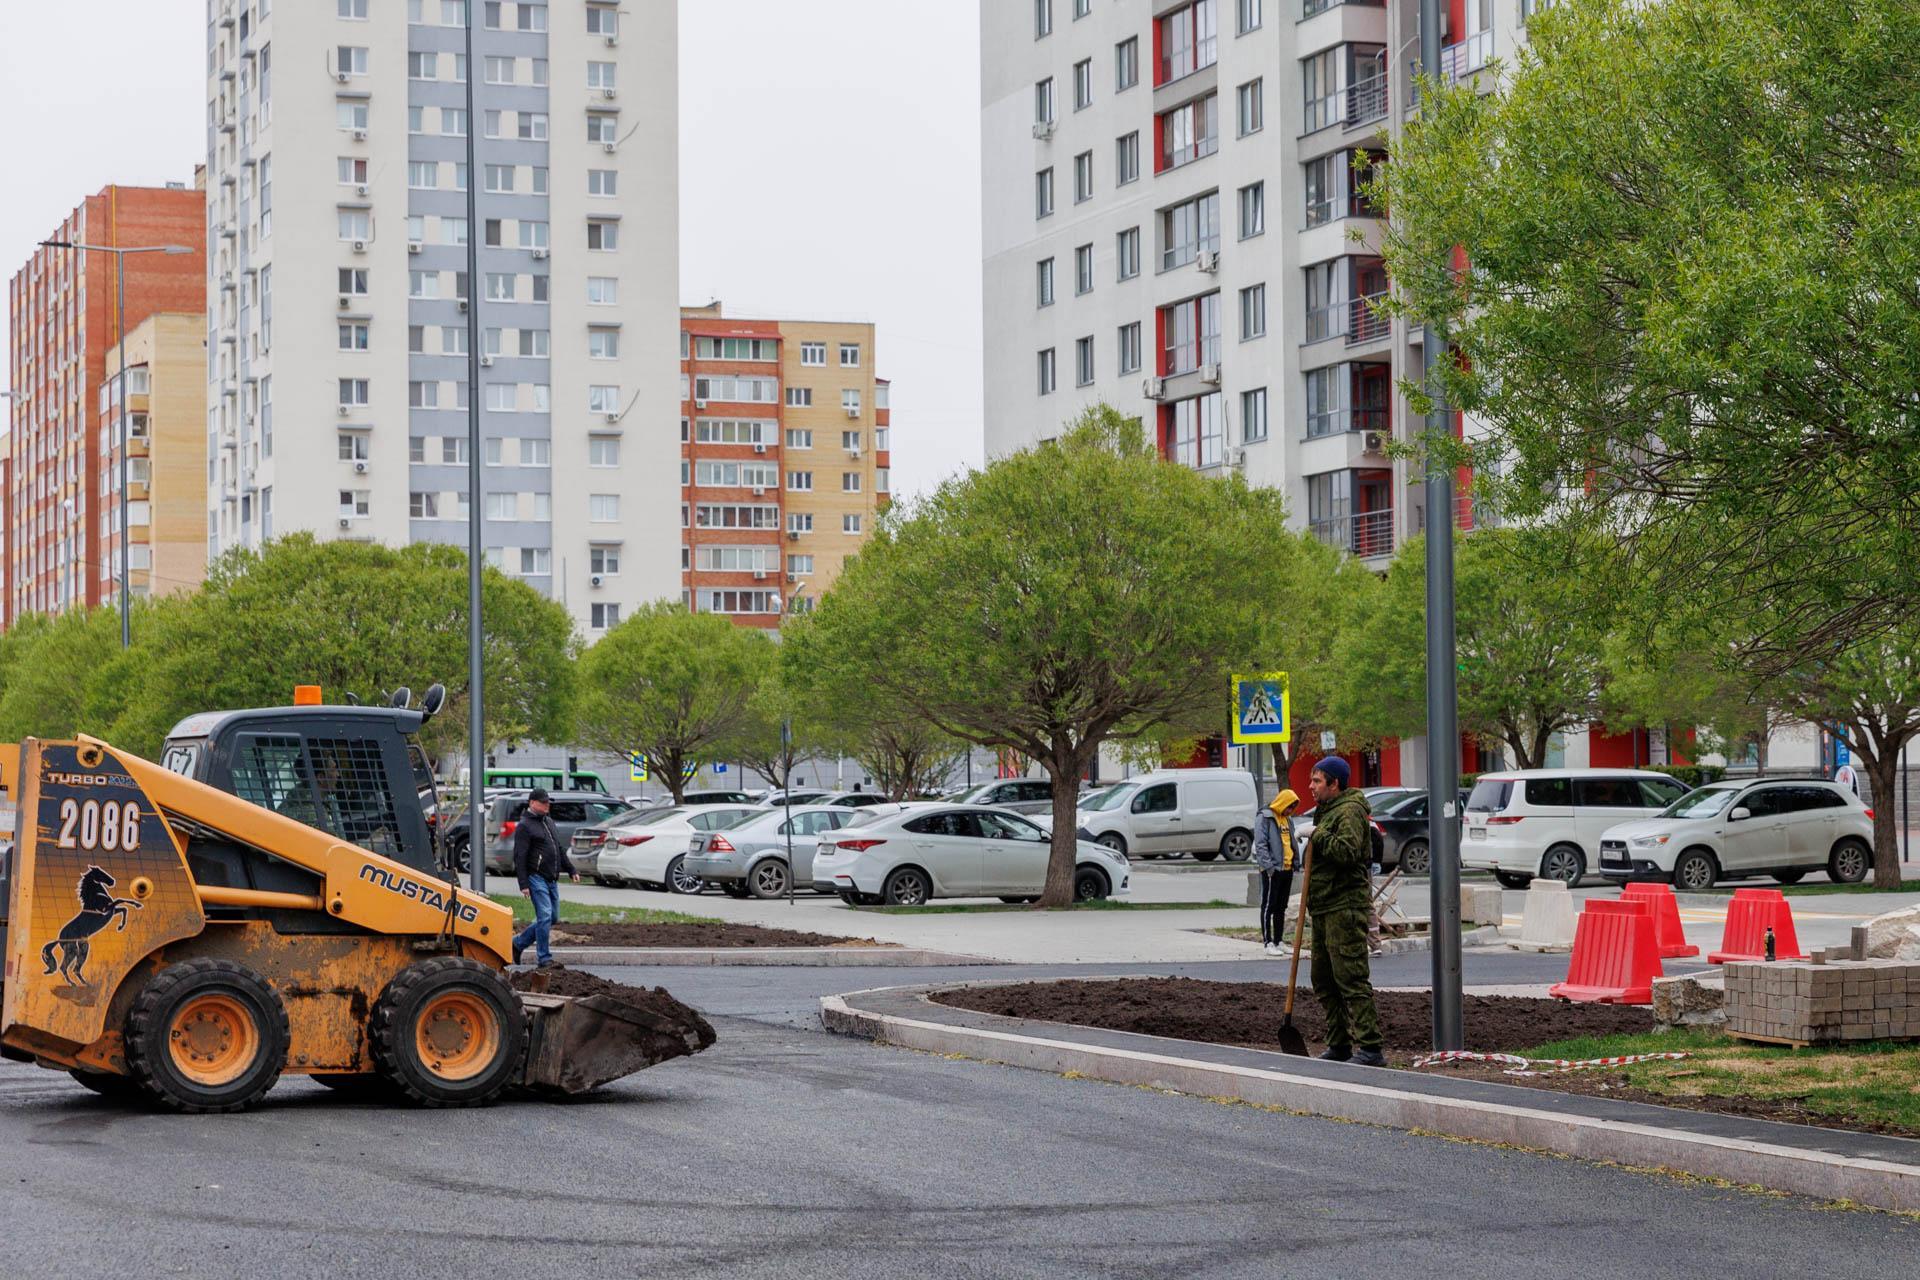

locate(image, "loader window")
[[232, 734, 320, 825], [306, 736, 405, 860]]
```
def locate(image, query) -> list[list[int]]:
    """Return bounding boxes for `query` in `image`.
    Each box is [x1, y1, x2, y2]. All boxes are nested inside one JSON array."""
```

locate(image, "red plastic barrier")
[[1622, 882, 1700, 960], [1707, 887, 1805, 964], [1549, 898, 1663, 1005]]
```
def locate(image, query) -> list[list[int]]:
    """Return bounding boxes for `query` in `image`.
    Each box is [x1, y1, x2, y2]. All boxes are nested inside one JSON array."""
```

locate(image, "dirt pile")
[[510, 967, 718, 1052], [934, 977, 1654, 1054], [554, 920, 891, 949]]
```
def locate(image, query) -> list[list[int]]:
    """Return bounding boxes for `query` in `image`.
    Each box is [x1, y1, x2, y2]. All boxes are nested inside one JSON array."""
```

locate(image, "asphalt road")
[[1, 956, 1913, 1278]]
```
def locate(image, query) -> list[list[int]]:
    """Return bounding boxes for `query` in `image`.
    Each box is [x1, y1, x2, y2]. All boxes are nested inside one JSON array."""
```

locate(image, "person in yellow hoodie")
[[1251, 788, 1300, 955]]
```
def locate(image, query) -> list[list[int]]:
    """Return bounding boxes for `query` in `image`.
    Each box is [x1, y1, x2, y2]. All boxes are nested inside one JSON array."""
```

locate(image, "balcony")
[[1302, 0, 1385, 15], [1440, 31, 1495, 83], [1348, 291, 1391, 345], [1312, 509, 1394, 559], [1345, 73, 1388, 128]]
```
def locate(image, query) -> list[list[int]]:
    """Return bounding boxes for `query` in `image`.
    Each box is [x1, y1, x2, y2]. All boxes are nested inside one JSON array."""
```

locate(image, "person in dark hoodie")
[[1251, 787, 1301, 955]]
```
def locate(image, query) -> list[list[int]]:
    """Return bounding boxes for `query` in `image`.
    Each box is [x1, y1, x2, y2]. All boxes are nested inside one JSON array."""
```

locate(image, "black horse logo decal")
[[40, 866, 142, 987]]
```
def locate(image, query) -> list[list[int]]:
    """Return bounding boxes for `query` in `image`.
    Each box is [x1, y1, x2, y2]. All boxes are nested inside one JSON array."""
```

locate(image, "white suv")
[[1598, 779, 1874, 891], [1461, 769, 1692, 887]]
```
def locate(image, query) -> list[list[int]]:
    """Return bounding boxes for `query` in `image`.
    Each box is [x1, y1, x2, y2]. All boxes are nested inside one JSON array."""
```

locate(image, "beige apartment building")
[[99, 313, 209, 601]]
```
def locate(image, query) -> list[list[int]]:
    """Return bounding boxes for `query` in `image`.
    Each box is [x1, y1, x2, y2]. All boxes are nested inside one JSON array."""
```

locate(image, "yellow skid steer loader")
[[0, 686, 711, 1112]]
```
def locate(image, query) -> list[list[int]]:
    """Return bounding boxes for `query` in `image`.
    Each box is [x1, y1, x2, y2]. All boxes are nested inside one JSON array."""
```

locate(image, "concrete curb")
[[551, 946, 1000, 967], [821, 982, 1920, 1213], [1199, 925, 1505, 957]]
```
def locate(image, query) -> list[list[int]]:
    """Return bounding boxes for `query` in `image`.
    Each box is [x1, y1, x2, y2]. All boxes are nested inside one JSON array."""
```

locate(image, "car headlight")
[[1628, 833, 1672, 849]]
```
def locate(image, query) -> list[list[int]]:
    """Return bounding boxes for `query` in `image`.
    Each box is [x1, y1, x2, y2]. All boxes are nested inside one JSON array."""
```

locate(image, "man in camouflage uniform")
[[1305, 757, 1384, 1066]]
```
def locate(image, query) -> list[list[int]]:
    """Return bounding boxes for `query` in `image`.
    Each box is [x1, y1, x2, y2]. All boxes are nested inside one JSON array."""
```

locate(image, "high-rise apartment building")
[[5, 183, 206, 629], [679, 304, 892, 628], [99, 314, 213, 603], [203, 0, 680, 635]]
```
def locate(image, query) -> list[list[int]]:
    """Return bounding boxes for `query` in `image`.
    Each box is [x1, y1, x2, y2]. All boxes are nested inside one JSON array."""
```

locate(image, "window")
[[588, 437, 620, 468], [800, 342, 827, 366], [518, 548, 551, 577], [695, 419, 777, 445], [484, 164, 514, 194], [1035, 77, 1055, 125], [339, 0, 368, 16], [843, 514, 863, 535], [517, 329, 547, 359], [588, 61, 617, 89], [841, 388, 862, 415], [1241, 387, 1268, 442], [839, 343, 861, 367], [785, 387, 812, 407], [588, 385, 621, 414], [1037, 348, 1057, 395], [1073, 0, 1091, 16], [410, 380, 441, 409], [1036, 257, 1055, 307], [1111, 228, 1141, 284], [1161, 191, 1221, 270], [339, 490, 371, 518], [1116, 131, 1140, 186], [1158, 93, 1218, 171], [1157, 0, 1217, 85], [337, 210, 370, 241], [1166, 392, 1225, 468], [484, 272, 516, 303], [1237, 78, 1263, 136], [517, 438, 551, 469], [1073, 150, 1094, 202], [338, 378, 370, 408], [1074, 244, 1095, 295], [1237, 0, 1262, 33], [1303, 259, 1348, 342], [587, 113, 618, 144], [588, 169, 617, 196], [696, 375, 780, 404], [409, 436, 426, 463], [588, 328, 620, 360], [1239, 181, 1265, 239], [408, 161, 439, 190], [842, 472, 863, 493], [842, 429, 863, 451], [589, 545, 621, 575], [1034, 0, 1052, 38], [787, 512, 813, 534], [1073, 59, 1093, 110], [484, 384, 517, 412], [788, 554, 814, 576], [338, 431, 370, 461], [1240, 283, 1267, 339], [519, 221, 549, 249], [338, 156, 369, 186], [483, 55, 513, 84], [785, 429, 813, 449], [338, 322, 370, 351], [586, 276, 618, 305], [1118, 322, 1142, 375], [336, 99, 369, 131], [590, 603, 621, 631], [410, 51, 439, 80], [409, 492, 439, 519], [586, 3, 618, 35], [1304, 149, 1384, 226], [336, 46, 368, 77], [1115, 37, 1138, 91], [590, 494, 620, 522], [338, 267, 369, 296], [1036, 168, 1054, 219], [1075, 336, 1095, 386], [517, 2, 546, 31], [1160, 292, 1221, 374], [441, 107, 467, 136], [587, 220, 618, 251]]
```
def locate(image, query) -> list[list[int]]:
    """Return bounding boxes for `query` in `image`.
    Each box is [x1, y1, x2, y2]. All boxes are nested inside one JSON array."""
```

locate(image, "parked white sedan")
[[810, 804, 1132, 906], [586, 804, 767, 894]]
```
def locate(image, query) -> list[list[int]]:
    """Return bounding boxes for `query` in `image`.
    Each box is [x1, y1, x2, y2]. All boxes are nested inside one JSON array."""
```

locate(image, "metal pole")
[[783, 719, 795, 907], [462, 0, 487, 894], [1419, 0, 1464, 1054], [115, 251, 131, 649]]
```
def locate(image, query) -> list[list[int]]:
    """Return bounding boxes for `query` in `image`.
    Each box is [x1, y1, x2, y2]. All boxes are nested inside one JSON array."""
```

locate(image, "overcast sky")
[[0, 0, 984, 499]]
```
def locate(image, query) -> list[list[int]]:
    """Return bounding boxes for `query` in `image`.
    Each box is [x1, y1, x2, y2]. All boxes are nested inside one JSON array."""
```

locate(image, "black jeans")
[[1259, 868, 1295, 947]]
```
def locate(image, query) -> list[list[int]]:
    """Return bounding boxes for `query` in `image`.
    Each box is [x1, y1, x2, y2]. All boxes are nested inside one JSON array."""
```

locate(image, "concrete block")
[[1653, 972, 1726, 1029], [1461, 884, 1504, 927], [1512, 878, 1576, 952]]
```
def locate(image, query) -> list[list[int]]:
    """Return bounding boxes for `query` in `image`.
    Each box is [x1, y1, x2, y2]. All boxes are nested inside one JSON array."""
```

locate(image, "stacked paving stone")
[[1723, 959, 1920, 1044]]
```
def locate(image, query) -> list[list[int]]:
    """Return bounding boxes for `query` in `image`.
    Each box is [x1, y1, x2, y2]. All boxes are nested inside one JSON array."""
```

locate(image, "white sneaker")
[[1264, 942, 1280, 956]]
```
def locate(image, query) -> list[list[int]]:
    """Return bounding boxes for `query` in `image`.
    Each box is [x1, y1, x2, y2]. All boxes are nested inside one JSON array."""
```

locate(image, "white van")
[[1461, 768, 1692, 887], [1073, 768, 1259, 861]]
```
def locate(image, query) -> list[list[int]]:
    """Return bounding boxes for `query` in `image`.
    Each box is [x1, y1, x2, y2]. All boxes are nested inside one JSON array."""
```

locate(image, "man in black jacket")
[[511, 789, 578, 967]]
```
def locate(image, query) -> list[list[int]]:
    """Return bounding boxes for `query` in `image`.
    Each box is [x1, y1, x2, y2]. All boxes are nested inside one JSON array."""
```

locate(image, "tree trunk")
[[1859, 743, 1907, 890], [664, 752, 687, 805], [1038, 747, 1088, 909], [1505, 729, 1536, 771]]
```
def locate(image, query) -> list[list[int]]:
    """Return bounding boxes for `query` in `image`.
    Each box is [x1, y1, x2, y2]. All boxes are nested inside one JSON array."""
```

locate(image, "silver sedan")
[[684, 805, 863, 899]]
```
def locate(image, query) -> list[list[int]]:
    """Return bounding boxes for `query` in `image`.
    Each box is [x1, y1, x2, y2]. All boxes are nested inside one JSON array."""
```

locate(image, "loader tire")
[[370, 957, 526, 1107], [126, 959, 289, 1114]]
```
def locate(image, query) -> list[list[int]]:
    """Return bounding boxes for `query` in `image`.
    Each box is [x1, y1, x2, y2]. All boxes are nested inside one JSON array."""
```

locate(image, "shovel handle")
[[1283, 839, 1312, 1019]]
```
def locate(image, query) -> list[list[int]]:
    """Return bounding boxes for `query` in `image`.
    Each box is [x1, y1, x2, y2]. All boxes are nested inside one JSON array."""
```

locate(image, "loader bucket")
[[516, 987, 716, 1095]]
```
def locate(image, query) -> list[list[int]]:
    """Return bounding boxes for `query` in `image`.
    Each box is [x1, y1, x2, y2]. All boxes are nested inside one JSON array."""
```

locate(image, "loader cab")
[[161, 705, 439, 876]]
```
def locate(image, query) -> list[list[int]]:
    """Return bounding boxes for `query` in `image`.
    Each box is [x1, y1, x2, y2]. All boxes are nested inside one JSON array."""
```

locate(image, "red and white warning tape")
[[1411, 1050, 1689, 1077]]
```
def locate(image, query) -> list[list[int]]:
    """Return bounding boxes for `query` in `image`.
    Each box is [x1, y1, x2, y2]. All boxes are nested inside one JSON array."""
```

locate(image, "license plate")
[[1468, 828, 1486, 841]]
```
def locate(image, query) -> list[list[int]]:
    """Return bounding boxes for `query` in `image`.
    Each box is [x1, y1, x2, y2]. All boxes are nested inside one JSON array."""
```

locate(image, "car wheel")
[[1073, 868, 1110, 903], [1192, 851, 1219, 863], [1540, 844, 1585, 887], [1096, 833, 1128, 857], [1773, 870, 1807, 885], [1399, 839, 1430, 877], [1828, 838, 1871, 885], [1671, 848, 1717, 893], [666, 856, 705, 895], [883, 867, 932, 907], [1493, 870, 1534, 890], [748, 859, 790, 900], [1219, 829, 1253, 863]]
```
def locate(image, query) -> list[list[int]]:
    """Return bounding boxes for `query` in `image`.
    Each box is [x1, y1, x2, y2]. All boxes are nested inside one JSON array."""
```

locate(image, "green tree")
[[1336, 528, 1608, 769], [573, 603, 772, 804], [787, 404, 1296, 906], [0, 608, 129, 743], [1376, 0, 1920, 674], [724, 659, 837, 792], [1267, 530, 1385, 775]]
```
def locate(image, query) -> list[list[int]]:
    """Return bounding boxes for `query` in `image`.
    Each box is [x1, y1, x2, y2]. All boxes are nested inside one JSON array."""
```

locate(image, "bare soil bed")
[[933, 977, 1654, 1054], [552, 921, 893, 949], [509, 967, 718, 1052]]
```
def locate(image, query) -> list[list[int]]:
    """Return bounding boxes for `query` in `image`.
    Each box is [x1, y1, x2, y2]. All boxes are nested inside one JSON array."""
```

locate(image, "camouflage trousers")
[[1309, 906, 1382, 1053]]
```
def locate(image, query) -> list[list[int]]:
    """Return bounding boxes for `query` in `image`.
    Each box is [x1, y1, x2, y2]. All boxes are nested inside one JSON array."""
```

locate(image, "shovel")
[[1277, 838, 1313, 1056]]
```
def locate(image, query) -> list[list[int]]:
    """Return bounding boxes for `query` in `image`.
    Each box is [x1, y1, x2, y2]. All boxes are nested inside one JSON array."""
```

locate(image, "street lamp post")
[[38, 239, 192, 648]]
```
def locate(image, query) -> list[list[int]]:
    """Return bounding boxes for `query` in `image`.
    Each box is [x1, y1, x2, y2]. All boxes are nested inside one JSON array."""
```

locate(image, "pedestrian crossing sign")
[[628, 753, 647, 783], [1230, 673, 1290, 745]]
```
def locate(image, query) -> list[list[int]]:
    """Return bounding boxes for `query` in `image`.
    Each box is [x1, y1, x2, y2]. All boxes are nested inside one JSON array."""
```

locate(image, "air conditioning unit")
[[351, 239, 367, 253], [479, 354, 494, 367], [693, 398, 707, 409], [603, 34, 618, 47], [457, 299, 470, 312], [601, 142, 616, 154], [1199, 362, 1222, 385], [753, 443, 767, 453], [1197, 250, 1220, 274], [844, 406, 859, 418], [1226, 447, 1247, 468], [352, 128, 368, 142], [753, 570, 767, 581], [356, 184, 369, 197], [335, 71, 349, 84], [785, 573, 796, 583], [338, 517, 352, 528], [602, 412, 620, 424], [1142, 377, 1166, 400], [750, 486, 765, 496], [787, 530, 799, 541], [590, 574, 603, 588], [1032, 121, 1055, 141], [337, 405, 351, 417], [846, 447, 862, 458], [600, 88, 617, 100], [407, 241, 422, 254], [353, 460, 369, 474], [338, 295, 351, 309], [531, 247, 549, 260]]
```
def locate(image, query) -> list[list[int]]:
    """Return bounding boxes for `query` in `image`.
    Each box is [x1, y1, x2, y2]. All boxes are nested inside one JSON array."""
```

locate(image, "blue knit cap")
[[1313, 756, 1351, 786]]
